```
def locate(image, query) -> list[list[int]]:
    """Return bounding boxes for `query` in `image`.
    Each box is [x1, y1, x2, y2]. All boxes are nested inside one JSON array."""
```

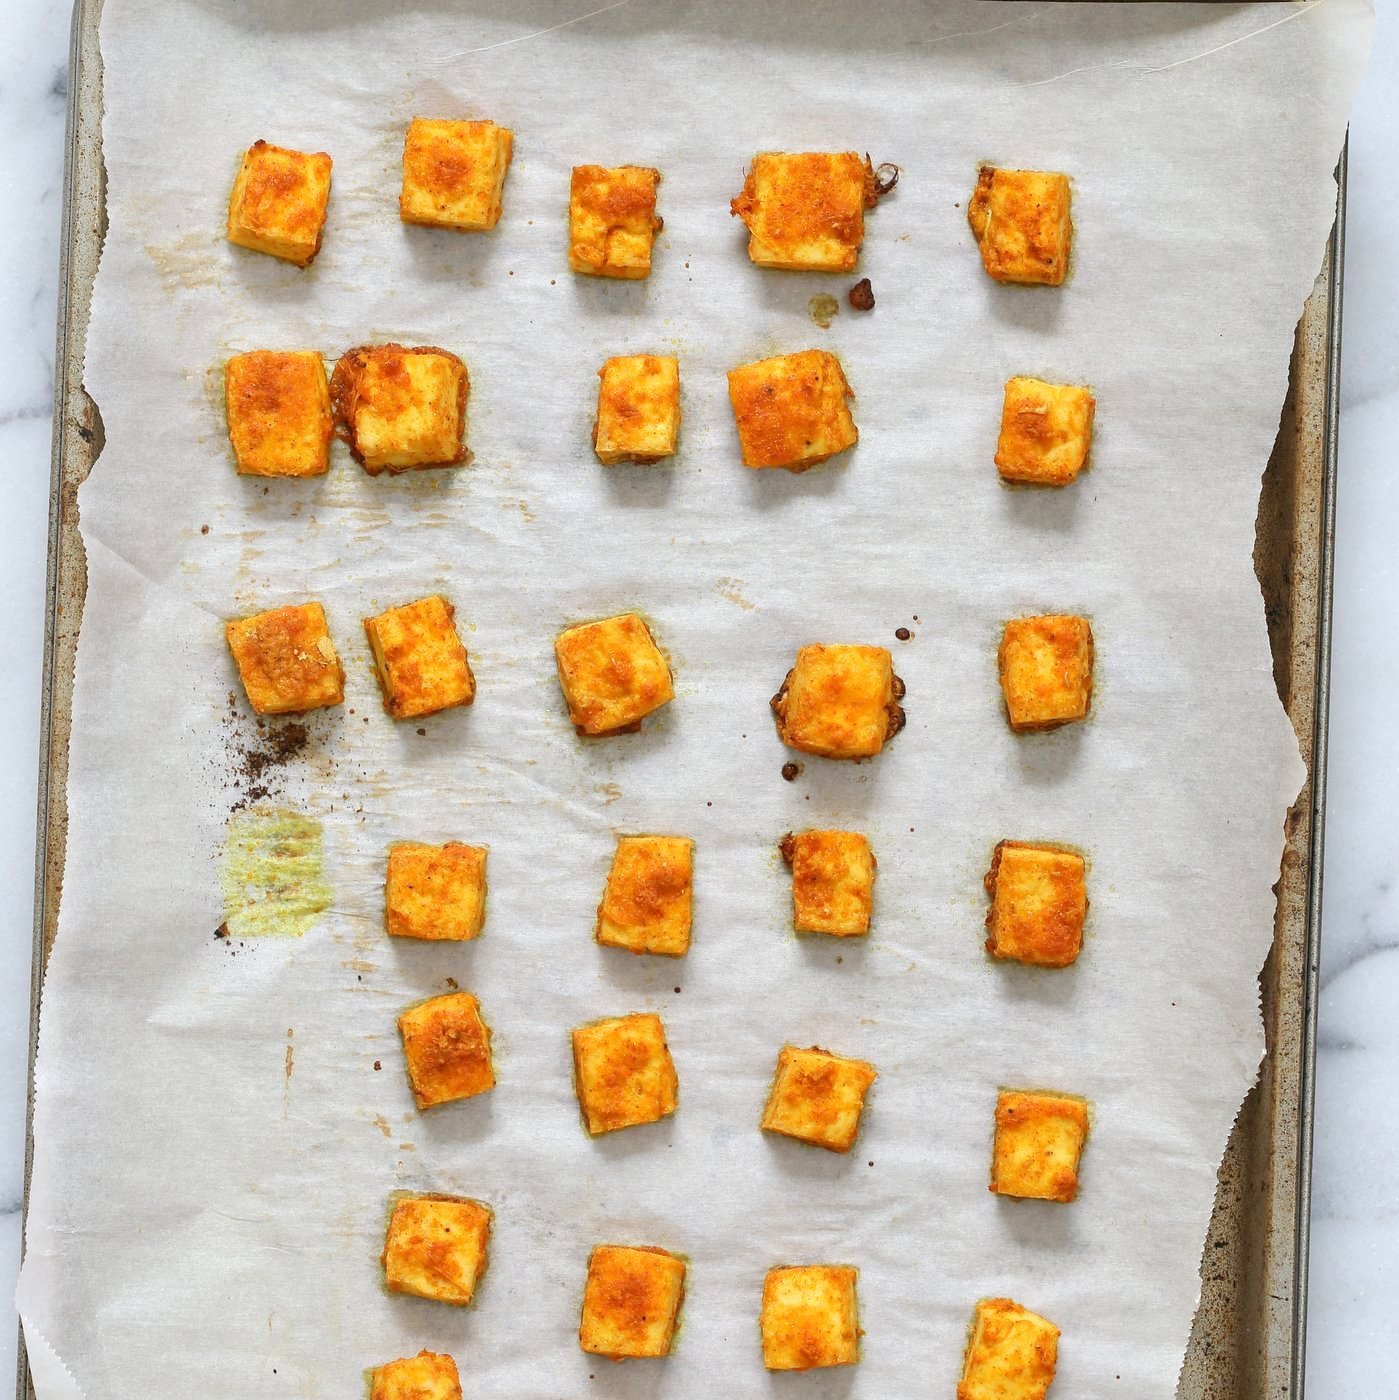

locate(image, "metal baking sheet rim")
[[19, 1, 1342, 1396]]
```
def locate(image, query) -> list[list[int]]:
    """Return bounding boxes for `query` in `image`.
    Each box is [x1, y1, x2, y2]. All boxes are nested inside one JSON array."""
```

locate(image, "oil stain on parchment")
[[218, 806, 331, 940]]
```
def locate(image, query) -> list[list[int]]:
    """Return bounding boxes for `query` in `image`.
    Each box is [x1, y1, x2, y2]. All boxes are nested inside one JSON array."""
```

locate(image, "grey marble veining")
[[0, 1, 1393, 1394]]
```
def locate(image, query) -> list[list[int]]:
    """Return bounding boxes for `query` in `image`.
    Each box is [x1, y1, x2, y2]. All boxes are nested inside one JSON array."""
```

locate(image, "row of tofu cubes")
[[226, 341, 1096, 481], [383, 831, 1086, 966], [226, 602, 1096, 739], [372, 1291, 1057, 1393], [229, 128, 1072, 287]]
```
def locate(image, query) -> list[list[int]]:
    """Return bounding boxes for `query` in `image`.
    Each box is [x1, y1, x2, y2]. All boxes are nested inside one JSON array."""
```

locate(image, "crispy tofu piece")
[[400, 118, 513, 231], [597, 836, 694, 957], [329, 344, 468, 474], [727, 350, 857, 472], [731, 152, 876, 272], [364, 595, 475, 721], [370, 1351, 461, 1400], [224, 350, 332, 478], [227, 140, 332, 268], [225, 602, 344, 715], [580, 1245, 686, 1358], [996, 377, 1095, 486], [555, 613, 674, 736], [991, 1089, 1089, 1203], [761, 1265, 860, 1371], [569, 164, 662, 279], [572, 1012, 678, 1135], [398, 992, 495, 1110], [998, 615, 1094, 732], [984, 842, 1086, 968], [780, 829, 876, 936], [382, 1194, 492, 1306], [958, 1298, 1060, 1400], [386, 841, 488, 942], [772, 644, 904, 760], [594, 355, 681, 465], [761, 1045, 876, 1153], [968, 166, 1072, 287]]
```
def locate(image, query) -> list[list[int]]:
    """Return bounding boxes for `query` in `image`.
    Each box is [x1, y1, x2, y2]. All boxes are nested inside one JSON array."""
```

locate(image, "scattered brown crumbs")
[[848, 278, 875, 311]]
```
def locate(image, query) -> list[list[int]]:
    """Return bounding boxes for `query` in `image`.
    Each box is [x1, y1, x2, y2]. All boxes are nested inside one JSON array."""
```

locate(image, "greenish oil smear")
[[220, 807, 330, 939]]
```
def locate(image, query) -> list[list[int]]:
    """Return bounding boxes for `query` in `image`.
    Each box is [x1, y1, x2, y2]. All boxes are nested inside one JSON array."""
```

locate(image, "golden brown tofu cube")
[[382, 1194, 492, 1306], [761, 1045, 876, 1153], [995, 377, 1095, 486], [984, 842, 1086, 968], [569, 164, 662, 279], [364, 595, 475, 721], [224, 350, 332, 478], [727, 350, 857, 472], [998, 615, 1094, 732], [594, 355, 680, 465], [761, 1265, 860, 1371], [329, 344, 468, 474], [991, 1089, 1089, 1203], [772, 644, 904, 760], [226, 140, 332, 268], [398, 992, 495, 1110], [386, 841, 488, 942], [370, 1351, 461, 1400], [731, 152, 876, 272], [968, 166, 1072, 287], [571, 1012, 678, 1136], [780, 829, 876, 936], [596, 836, 693, 957], [555, 613, 674, 736], [958, 1298, 1060, 1400], [225, 602, 344, 716], [580, 1245, 686, 1358], [400, 118, 513, 232]]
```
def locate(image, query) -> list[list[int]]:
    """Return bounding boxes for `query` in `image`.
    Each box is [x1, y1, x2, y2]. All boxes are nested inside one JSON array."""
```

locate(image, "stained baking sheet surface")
[[19, 2, 1368, 1397]]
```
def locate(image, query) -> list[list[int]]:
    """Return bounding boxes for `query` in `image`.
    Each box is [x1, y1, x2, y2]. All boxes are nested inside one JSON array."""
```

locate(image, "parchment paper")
[[18, 2, 1370, 1396]]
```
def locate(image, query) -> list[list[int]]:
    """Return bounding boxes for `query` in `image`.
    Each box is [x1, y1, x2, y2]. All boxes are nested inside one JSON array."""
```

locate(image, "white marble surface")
[[0, 1, 1391, 1394]]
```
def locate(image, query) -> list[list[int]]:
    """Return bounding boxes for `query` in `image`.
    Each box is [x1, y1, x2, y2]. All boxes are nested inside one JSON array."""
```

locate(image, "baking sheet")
[[16, 2, 1370, 1397]]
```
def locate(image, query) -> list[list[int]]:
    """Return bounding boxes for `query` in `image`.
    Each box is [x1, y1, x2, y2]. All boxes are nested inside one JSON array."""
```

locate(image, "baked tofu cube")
[[329, 344, 468, 474], [364, 595, 475, 721], [731, 152, 875, 272], [772, 644, 904, 760], [555, 613, 674, 736], [400, 118, 513, 231], [991, 1089, 1090, 1203], [995, 377, 1095, 486], [386, 841, 488, 942], [382, 1194, 492, 1306], [781, 829, 876, 936], [571, 1012, 678, 1135], [594, 355, 681, 464], [370, 1352, 461, 1400], [398, 992, 495, 1110], [227, 141, 332, 268], [998, 615, 1094, 732], [225, 602, 344, 715], [968, 166, 1072, 287], [569, 165, 662, 279], [596, 836, 694, 957], [761, 1045, 877, 1152], [224, 350, 332, 478], [761, 1265, 860, 1371], [984, 841, 1086, 968], [958, 1298, 1059, 1400], [580, 1245, 686, 1358], [727, 350, 857, 472]]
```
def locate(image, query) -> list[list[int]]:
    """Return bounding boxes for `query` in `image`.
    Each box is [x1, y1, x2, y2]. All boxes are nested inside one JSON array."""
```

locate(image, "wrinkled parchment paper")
[[18, 2, 1370, 1395]]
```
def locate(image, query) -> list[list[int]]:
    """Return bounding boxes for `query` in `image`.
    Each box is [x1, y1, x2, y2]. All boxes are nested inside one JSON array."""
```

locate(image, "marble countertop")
[[0, 1, 1392, 1393]]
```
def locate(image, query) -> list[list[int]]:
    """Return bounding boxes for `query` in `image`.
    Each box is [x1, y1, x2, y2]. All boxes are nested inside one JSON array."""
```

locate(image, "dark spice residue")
[[781, 761, 802, 782], [848, 278, 876, 311], [220, 692, 316, 813]]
